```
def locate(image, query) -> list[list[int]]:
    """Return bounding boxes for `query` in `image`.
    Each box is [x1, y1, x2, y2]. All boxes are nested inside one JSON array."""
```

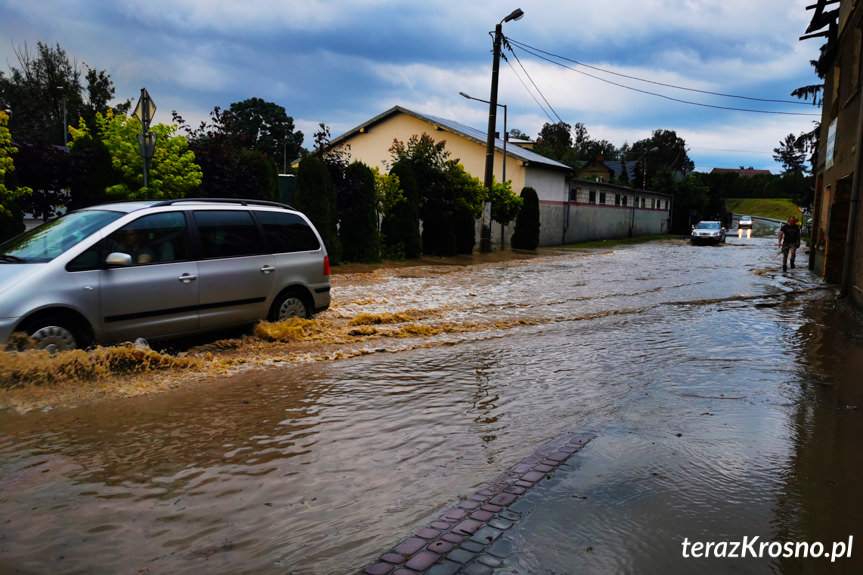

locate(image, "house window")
[[569, 188, 579, 202], [589, 190, 596, 203], [599, 192, 606, 204], [614, 194, 621, 206], [622, 195, 628, 207], [641, 197, 646, 208]]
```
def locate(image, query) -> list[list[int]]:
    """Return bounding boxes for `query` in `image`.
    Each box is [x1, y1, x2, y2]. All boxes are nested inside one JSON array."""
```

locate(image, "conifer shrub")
[[511, 187, 540, 250], [339, 162, 379, 262]]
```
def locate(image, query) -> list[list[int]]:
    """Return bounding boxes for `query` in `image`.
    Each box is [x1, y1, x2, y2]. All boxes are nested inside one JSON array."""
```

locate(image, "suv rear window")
[[194, 210, 265, 258], [255, 211, 321, 253]]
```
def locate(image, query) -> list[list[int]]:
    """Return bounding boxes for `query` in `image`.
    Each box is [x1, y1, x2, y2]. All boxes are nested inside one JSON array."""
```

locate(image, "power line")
[[502, 39, 565, 124], [505, 37, 821, 117], [507, 37, 813, 106], [505, 56, 556, 124]]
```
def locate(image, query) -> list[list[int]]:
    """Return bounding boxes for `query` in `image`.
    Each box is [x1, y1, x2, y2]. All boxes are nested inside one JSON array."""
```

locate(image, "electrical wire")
[[505, 37, 821, 117], [506, 46, 566, 124], [507, 37, 813, 106], [505, 55, 556, 124]]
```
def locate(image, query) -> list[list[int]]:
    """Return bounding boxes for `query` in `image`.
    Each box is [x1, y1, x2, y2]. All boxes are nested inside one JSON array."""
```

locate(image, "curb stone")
[[359, 432, 596, 575]]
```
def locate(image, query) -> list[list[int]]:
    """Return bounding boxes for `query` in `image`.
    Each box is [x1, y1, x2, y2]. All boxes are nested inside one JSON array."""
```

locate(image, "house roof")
[[330, 105, 572, 172]]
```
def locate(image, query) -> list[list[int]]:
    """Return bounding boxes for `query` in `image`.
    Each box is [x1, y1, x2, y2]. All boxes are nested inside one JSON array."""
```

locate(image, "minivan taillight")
[[323, 256, 330, 276]]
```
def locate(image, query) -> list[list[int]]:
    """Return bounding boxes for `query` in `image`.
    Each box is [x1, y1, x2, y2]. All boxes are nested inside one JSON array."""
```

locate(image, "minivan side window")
[[256, 211, 321, 253], [194, 210, 265, 259], [108, 212, 188, 265], [67, 212, 187, 271]]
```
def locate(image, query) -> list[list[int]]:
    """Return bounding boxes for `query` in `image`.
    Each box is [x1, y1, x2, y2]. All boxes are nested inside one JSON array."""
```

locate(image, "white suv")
[[0, 199, 331, 351]]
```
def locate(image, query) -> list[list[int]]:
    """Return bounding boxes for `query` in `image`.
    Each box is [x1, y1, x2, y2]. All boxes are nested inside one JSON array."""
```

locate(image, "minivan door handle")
[[178, 273, 198, 283], [260, 265, 275, 274]]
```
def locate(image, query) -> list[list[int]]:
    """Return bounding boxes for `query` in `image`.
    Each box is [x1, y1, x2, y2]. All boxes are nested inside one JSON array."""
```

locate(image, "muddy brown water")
[[2, 224, 862, 573]]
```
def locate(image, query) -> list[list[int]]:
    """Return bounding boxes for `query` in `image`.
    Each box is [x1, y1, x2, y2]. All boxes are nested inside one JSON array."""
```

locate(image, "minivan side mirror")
[[105, 252, 133, 267]]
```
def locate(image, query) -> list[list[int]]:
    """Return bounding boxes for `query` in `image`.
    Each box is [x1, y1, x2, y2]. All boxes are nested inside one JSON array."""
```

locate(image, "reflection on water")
[[1, 234, 861, 573]]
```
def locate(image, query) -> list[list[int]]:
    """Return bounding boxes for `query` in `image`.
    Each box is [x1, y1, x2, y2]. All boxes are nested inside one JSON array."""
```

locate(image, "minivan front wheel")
[[23, 319, 79, 352], [270, 291, 311, 322]]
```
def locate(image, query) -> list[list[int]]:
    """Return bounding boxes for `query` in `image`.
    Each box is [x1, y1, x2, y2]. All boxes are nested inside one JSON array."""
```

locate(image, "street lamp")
[[481, 7, 523, 252], [460, 92, 508, 184], [461, 91, 508, 248]]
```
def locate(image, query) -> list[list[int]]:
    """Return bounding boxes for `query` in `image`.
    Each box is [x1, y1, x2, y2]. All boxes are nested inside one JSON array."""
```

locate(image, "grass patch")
[[725, 198, 801, 221], [563, 234, 684, 249]]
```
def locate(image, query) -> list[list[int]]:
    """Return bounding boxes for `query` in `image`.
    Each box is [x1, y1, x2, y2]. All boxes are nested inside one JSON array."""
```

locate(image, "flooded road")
[[2, 224, 862, 574]]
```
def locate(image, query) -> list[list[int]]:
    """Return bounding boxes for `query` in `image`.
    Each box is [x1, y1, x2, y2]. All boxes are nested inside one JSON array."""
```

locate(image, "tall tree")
[[173, 107, 277, 201], [223, 97, 303, 170], [0, 42, 129, 146], [773, 133, 808, 175]]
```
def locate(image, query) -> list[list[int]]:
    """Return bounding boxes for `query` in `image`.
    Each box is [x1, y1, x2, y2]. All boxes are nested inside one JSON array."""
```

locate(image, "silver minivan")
[[0, 199, 331, 351]]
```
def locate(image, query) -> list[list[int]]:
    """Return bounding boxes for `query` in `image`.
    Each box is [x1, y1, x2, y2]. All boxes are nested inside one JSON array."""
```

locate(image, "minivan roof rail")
[[151, 198, 295, 209]]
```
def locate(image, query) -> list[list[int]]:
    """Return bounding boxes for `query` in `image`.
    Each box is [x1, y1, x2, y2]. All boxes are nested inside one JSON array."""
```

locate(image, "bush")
[[511, 187, 540, 250]]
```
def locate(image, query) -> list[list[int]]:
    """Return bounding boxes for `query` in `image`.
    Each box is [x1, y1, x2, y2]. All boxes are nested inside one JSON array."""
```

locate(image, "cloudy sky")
[[1, 0, 824, 173]]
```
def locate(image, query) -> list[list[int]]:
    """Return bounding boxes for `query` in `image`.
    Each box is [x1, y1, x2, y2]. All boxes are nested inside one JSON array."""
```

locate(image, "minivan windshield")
[[0, 210, 125, 263]]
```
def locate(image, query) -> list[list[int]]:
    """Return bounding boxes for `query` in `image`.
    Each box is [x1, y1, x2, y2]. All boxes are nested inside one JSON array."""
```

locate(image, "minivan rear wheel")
[[22, 319, 79, 352], [270, 291, 311, 321]]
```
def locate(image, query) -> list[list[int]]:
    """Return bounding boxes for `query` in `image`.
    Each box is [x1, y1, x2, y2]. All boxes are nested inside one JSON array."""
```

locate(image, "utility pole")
[[482, 8, 523, 252]]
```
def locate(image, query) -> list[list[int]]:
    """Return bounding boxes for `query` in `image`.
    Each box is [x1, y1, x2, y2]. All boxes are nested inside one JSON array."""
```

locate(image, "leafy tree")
[[534, 122, 573, 164], [661, 171, 710, 233], [491, 178, 523, 235], [296, 155, 341, 264], [371, 167, 402, 226], [449, 164, 486, 254], [389, 133, 458, 256], [223, 98, 303, 170], [69, 111, 202, 200], [66, 128, 113, 210], [0, 111, 32, 240], [339, 162, 379, 262], [511, 187, 540, 250], [631, 130, 693, 189], [173, 107, 276, 200]]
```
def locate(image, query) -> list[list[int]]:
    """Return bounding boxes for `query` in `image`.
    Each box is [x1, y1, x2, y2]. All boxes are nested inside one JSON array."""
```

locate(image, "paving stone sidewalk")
[[359, 432, 596, 575]]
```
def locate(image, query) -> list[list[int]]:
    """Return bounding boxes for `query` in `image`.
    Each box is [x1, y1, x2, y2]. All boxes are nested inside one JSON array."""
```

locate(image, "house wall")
[[560, 181, 671, 244], [810, 4, 863, 309]]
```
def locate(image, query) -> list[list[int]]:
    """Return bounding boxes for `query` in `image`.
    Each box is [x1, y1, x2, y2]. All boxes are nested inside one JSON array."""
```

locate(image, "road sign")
[[133, 88, 157, 130], [137, 132, 158, 160]]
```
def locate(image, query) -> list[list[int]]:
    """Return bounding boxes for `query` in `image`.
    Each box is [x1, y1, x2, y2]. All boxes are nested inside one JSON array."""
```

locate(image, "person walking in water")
[[778, 216, 801, 272]]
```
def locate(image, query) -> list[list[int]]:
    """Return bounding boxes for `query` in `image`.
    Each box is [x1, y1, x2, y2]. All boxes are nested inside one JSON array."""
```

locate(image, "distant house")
[[578, 157, 638, 184], [327, 105, 572, 247], [325, 105, 672, 248], [710, 168, 772, 178]]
